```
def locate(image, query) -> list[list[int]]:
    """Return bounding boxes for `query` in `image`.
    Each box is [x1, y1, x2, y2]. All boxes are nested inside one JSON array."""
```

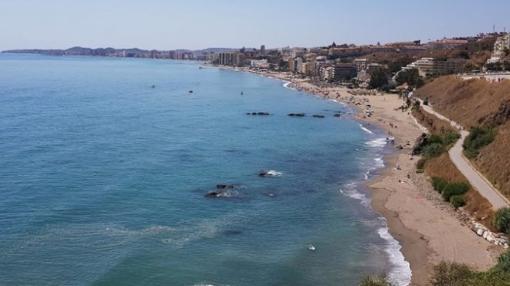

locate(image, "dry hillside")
[[413, 107, 494, 225], [415, 76, 510, 198]]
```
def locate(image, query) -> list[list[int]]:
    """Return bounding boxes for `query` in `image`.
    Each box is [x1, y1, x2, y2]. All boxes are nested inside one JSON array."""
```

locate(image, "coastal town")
[[207, 32, 510, 89], [9, 31, 510, 90]]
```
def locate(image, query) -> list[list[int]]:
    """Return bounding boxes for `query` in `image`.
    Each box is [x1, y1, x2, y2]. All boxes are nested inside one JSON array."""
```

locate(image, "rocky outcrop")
[[471, 222, 509, 248], [205, 184, 238, 198], [481, 100, 510, 127]]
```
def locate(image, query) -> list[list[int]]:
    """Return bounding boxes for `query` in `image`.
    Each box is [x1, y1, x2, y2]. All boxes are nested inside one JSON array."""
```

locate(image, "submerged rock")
[[216, 184, 235, 190], [258, 170, 283, 177], [205, 184, 239, 198]]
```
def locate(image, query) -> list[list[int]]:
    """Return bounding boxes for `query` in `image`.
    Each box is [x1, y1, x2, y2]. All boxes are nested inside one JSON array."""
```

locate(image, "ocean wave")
[[359, 124, 374, 134], [339, 182, 370, 207], [365, 138, 387, 148], [339, 179, 411, 285], [374, 157, 385, 168], [282, 81, 295, 90], [377, 223, 412, 286]]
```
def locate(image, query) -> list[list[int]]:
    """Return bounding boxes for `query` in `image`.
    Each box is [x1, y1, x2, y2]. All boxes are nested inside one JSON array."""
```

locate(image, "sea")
[[0, 53, 411, 286]]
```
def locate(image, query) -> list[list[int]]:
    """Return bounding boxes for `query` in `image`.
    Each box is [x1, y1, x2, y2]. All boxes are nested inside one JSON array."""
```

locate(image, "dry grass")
[[413, 107, 496, 225], [414, 76, 510, 128], [415, 77, 510, 198], [426, 153, 494, 227], [412, 107, 454, 134]]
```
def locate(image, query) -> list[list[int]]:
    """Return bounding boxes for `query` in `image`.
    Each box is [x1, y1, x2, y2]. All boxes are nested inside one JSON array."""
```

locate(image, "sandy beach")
[[241, 68, 501, 285]]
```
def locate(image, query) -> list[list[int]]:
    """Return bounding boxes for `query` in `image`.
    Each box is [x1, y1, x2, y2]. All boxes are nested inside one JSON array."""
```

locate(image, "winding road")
[[418, 99, 510, 210]]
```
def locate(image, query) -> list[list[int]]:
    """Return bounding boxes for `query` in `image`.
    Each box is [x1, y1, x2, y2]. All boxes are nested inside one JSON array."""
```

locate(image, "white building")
[[250, 59, 269, 69], [487, 34, 510, 64]]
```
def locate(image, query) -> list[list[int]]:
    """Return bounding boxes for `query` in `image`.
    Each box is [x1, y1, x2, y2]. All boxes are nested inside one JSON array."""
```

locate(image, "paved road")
[[418, 99, 510, 210]]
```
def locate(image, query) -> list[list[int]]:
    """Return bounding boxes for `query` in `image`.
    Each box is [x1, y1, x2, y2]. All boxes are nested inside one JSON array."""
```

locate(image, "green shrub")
[[431, 262, 474, 286], [450, 195, 466, 208], [359, 276, 391, 286], [496, 251, 510, 272], [432, 177, 448, 193], [441, 182, 470, 201], [442, 131, 461, 146], [463, 127, 496, 158], [422, 142, 445, 158], [428, 134, 444, 145], [430, 251, 510, 286], [494, 208, 510, 234]]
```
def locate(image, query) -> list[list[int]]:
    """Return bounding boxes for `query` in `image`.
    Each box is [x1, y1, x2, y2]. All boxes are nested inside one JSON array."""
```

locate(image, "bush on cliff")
[[432, 177, 448, 193], [431, 262, 474, 286], [441, 182, 470, 201], [359, 276, 392, 286], [413, 131, 460, 159], [463, 127, 496, 159], [493, 208, 510, 234], [495, 251, 510, 272], [442, 131, 461, 146], [450, 195, 466, 208], [431, 251, 510, 286], [422, 143, 445, 158]]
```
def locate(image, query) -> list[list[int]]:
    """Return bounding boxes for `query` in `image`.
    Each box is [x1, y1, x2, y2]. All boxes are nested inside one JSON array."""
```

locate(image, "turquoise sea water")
[[0, 54, 410, 286]]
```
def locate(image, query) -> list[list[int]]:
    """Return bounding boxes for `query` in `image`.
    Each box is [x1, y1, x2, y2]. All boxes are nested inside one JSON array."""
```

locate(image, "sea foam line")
[[282, 81, 295, 90], [377, 221, 412, 286], [366, 137, 387, 148], [360, 124, 374, 134], [340, 182, 411, 286]]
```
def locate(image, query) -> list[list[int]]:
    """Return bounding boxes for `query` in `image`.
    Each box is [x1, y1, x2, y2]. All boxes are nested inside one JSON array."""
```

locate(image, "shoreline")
[[220, 66, 500, 285]]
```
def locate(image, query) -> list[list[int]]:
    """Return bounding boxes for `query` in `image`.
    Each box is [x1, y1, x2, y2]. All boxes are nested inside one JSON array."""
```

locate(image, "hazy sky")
[[1, 0, 509, 50]]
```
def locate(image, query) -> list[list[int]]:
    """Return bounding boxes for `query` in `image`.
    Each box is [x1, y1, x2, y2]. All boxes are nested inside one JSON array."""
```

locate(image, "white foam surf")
[[374, 157, 385, 168], [339, 182, 370, 207], [365, 138, 387, 148], [265, 170, 282, 177], [359, 124, 374, 134], [282, 81, 295, 90], [339, 181, 412, 286], [377, 222, 412, 286]]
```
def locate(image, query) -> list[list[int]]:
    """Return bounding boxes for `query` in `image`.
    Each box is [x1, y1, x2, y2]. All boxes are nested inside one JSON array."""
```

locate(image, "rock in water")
[[216, 184, 234, 189], [258, 170, 282, 177]]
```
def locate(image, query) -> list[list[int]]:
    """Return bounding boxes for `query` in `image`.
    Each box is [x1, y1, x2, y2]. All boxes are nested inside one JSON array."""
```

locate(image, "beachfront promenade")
[[418, 99, 510, 210]]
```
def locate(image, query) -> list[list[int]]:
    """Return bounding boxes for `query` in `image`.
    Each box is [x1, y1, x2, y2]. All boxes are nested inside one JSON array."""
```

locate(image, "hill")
[[415, 76, 510, 197]]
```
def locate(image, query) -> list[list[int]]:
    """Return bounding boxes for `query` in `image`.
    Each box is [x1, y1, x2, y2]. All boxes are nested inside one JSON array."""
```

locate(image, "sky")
[[1, 0, 509, 51]]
